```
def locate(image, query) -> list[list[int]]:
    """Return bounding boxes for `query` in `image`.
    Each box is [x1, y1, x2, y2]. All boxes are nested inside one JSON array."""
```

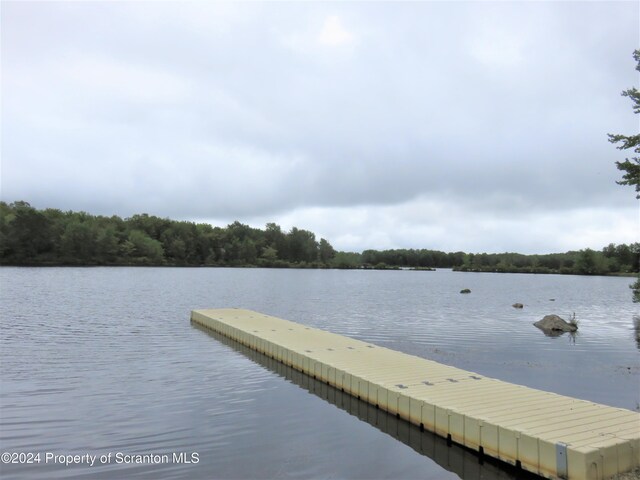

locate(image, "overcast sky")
[[2, 1, 638, 254]]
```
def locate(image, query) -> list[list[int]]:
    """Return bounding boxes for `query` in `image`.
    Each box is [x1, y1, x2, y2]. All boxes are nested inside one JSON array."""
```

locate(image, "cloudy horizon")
[[2, 1, 638, 254]]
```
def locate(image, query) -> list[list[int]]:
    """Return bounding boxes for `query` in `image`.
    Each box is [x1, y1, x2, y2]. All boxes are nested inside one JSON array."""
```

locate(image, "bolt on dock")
[[191, 308, 640, 480]]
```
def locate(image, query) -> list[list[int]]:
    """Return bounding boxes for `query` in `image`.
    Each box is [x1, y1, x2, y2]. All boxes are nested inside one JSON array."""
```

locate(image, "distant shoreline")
[[1, 201, 638, 277], [0, 262, 636, 278]]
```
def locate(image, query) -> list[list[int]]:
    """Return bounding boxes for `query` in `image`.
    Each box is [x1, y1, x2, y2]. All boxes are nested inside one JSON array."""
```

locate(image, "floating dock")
[[191, 308, 640, 480]]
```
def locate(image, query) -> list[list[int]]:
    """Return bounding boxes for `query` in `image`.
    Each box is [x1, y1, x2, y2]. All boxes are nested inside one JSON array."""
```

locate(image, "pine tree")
[[608, 50, 640, 198]]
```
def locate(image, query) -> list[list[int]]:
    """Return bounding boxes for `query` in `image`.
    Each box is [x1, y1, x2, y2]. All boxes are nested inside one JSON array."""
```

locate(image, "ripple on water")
[[0, 267, 638, 480]]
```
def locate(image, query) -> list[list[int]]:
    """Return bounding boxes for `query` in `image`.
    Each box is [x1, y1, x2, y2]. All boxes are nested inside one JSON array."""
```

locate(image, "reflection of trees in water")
[[634, 316, 640, 350], [193, 323, 540, 480]]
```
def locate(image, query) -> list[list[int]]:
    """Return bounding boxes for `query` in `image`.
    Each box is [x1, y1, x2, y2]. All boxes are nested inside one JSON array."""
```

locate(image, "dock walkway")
[[191, 308, 640, 480]]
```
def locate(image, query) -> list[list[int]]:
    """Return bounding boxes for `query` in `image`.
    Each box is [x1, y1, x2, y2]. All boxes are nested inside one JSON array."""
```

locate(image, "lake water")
[[1, 267, 638, 479]]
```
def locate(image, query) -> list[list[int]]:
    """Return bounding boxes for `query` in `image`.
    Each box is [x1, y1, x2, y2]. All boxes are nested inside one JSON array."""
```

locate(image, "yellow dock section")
[[191, 308, 640, 480]]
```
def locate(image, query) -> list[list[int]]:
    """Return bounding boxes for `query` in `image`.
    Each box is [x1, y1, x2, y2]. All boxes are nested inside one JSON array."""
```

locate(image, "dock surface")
[[191, 308, 640, 480]]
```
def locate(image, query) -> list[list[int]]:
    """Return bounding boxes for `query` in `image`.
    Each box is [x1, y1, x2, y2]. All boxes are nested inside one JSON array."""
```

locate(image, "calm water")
[[1, 267, 638, 479]]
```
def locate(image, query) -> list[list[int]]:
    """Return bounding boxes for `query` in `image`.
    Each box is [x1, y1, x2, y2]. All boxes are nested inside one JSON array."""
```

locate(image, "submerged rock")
[[533, 314, 577, 333], [512, 303, 524, 309], [460, 288, 471, 294]]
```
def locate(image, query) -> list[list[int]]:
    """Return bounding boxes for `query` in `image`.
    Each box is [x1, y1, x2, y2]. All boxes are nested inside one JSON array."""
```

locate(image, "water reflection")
[[634, 316, 640, 350], [536, 329, 578, 346], [193, 323, 540, 480], [537, 329, 567, 338]]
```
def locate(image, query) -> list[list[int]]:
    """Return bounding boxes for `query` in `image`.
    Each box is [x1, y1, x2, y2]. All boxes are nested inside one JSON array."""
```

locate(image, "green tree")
[[239, 238, 257, 264], [608, 50, 640, 198], [194, 223, 221, 265], [287, 227, 318, 263], [4, 201, 53, 262], [128, 230, 164, 264], [609, 50, 640, 301], [0, 202, 14, 258], [222, 237, 242, 265], [575, 248, 608, 275], [127, 213, 170, 240], [60, 219, 97, 261], [318, 238, 336, 264], [331, 251, 361, 269], [96, 226, 120, 263], [160, 222, 197, 264], [227, 221, 255, 242], [632, 241, 640, 303], [265, 223, 288, 260], [260, 245, 279, 263]]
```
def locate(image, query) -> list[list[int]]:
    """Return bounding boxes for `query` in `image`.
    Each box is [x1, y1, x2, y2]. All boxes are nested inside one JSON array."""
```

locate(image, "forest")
[[0, 201, 638, 276], [358, 246, 638, 275], [0, 201, 336, 268]]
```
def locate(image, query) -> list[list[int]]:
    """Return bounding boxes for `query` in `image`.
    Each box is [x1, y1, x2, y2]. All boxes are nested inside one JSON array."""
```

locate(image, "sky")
[[1, 1, 638, 254]]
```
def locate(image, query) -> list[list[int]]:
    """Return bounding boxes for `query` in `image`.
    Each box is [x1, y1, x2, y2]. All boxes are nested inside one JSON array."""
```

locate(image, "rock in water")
[[533, 314, 577, 332], [460, 288, 471, 294], [512, 303, 524, 309]]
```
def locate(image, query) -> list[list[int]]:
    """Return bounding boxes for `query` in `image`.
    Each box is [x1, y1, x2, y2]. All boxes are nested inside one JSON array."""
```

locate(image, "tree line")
[[0, 201, 335, 267], [1, 201, 637, 276], [353, 246, 638, 275], [452, 247, 638, 276]]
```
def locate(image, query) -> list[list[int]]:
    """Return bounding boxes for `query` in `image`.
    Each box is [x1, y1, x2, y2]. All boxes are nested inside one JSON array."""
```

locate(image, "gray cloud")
[[2, 2, 638, 252]]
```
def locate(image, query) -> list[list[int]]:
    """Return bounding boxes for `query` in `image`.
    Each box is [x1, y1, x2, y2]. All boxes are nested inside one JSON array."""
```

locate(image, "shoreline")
[[0, 263, 636, 278]]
